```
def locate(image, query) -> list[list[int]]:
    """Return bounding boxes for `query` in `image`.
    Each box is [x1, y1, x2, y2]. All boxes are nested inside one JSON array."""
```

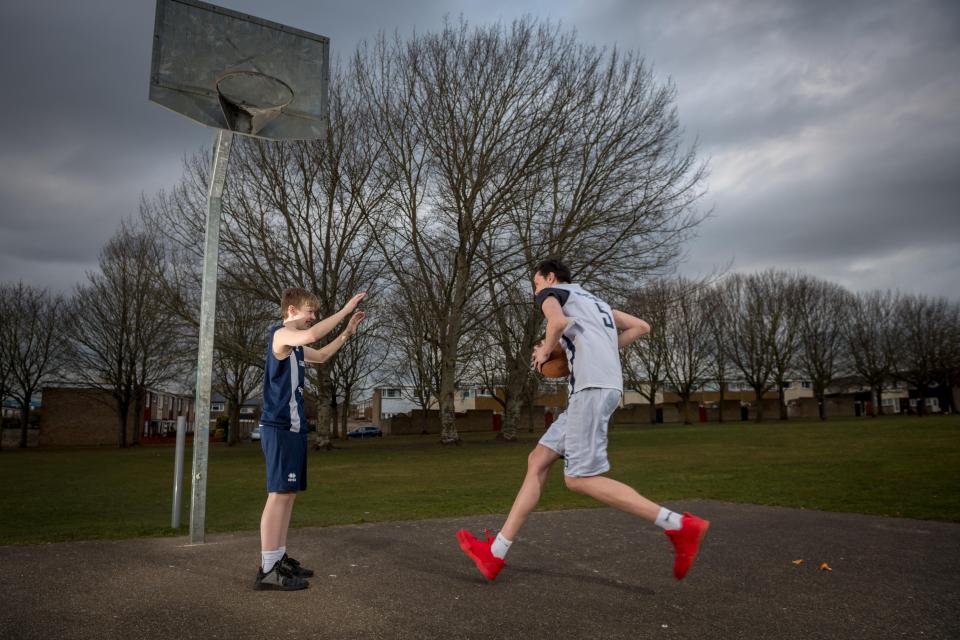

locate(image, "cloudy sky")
[[1, 0, 957, 298]]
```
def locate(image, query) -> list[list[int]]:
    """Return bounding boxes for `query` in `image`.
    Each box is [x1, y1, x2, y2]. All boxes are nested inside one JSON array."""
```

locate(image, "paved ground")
[[1, 500, 958, 640]]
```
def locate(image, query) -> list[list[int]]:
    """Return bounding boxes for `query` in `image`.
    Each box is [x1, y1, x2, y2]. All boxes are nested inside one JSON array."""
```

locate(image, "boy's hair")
[[280, 287, 320, 320], [534, 258, 572, 284]]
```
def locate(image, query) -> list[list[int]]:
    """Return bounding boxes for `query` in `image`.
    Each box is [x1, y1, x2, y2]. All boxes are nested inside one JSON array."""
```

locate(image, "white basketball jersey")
[[535, 284, 622, 394]]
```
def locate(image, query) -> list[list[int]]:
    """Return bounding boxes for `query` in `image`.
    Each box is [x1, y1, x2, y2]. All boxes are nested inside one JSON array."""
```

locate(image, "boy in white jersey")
[[456, 259, 709, 582]]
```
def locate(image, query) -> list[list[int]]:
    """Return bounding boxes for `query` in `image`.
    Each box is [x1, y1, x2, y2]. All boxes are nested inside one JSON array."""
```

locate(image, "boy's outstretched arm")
[[304, 312, 365, 364], [274, 292, 366, 351], [612, 309, 651, 348]]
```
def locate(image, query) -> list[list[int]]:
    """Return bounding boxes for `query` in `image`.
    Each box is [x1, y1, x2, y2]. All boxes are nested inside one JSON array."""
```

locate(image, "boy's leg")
[[562, 475, 660, 521], [255, 426, 308, 590], [260, 492, 296, 556], [455, 444, 562, 581], [501, 444, 562, 540], [278, 493, 297, 549], [562, 388, 710, 580]]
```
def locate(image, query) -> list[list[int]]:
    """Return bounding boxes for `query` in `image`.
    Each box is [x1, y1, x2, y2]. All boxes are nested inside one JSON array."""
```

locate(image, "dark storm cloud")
[[568, 0, 960, 297], [0, 0, 957, 298]]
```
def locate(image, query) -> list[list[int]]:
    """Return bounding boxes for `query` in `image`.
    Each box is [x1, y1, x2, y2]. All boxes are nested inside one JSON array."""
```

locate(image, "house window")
[[801, 382, 812, 389], [385, 389, 399, 398], [477, 388, 493, 397]]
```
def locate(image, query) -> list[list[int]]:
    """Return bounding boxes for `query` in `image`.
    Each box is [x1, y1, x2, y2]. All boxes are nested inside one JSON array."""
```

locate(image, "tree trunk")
[[870, 386, 879, 417], [438, 335, 460, 443], [330, 398, 340, 440], [438, 250, 470, 445], [717, 384, 725, 423], [778, 384, 788, 420], [501, 391, 522, 441], [916, 385, 926, 417], [680, 395, 692, 425], [132, 388, 145, 445], [420, 404, 430, 434], [753, 386, 765, 423], [817, 389, 827, 421], [499, 360, 526, 439], [648, 396, 658, 424], [340, 387, 351, 438], [313, 372, 334, 450], [116, 399, 130, 448], [19, 396, 31, 449], [227, 397, 241, 446]]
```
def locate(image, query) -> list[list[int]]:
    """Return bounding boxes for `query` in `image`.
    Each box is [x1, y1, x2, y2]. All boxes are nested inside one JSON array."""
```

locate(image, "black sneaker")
[[254, 561, 309, 591], [281, 553, 315, 578]]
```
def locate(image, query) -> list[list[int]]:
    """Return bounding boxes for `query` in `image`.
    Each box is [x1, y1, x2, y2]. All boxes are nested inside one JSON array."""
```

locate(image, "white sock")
[[261, 548, 285, 572], [655, 507, 683, 531], [279, 546, 287, 557], [491, 532, 512, 559]]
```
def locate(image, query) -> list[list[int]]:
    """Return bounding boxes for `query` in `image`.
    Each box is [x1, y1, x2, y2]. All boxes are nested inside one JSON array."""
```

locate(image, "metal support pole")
[[189, 128, 234, 544], [172, 415, 186, 529]]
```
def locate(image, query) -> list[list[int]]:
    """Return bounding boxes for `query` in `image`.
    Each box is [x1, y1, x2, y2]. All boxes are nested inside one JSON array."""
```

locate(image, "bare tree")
[[6, 283, 65, 447], [355, 20, 578, 443], [660, 280, 714, 425], [622, 283, 671, 424], [755, 271, 802, 421], [721, 274, 776, 422], [0, 288, 15, 451], [794, 276, 852, 420], [703, 285, 732, 421], [212, 285, 272, 445], [356, 19, 705, 441], [845, 290, 900, 416], [69, 223, 185, 447], [477, 33, 705, 437], [383, 287, 444, 434], [895, 294, 959, 416], [473, 273, 541, 441], [936, 301, 960, 414]]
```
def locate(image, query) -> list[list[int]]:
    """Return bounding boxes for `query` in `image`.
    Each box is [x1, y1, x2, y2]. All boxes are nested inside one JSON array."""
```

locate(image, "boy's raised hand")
[[346, 311, 365, 335], [342, 292, 367, 314]]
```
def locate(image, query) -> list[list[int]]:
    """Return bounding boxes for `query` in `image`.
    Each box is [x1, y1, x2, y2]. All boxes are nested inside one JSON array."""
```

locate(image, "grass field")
[[1, 415, 958, 545]]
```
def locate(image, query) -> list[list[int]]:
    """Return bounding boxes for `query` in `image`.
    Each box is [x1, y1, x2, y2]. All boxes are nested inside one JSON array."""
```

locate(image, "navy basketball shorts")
[[260, 425, 308, 493]]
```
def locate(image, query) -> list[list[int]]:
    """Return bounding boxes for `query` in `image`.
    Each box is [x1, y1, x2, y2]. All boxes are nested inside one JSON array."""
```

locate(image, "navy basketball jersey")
[[260, 324, 307, 433], [535, 284, 622, 395]]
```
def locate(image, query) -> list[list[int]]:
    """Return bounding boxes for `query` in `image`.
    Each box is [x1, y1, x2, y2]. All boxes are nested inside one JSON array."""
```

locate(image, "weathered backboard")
[[150, 0, 329, 140]]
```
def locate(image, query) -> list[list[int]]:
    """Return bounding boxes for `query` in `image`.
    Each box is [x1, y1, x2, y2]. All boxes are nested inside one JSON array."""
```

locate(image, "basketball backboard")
[[149, 0, 329, 140]]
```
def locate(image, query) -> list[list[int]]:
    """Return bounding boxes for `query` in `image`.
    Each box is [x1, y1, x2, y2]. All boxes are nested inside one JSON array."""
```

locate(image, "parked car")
[[250, 426, 261, 442], [347, 426, 382, 439]]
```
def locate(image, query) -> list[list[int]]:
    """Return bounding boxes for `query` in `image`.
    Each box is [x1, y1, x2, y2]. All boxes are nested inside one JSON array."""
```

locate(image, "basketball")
[[539, 343, 570, 378]]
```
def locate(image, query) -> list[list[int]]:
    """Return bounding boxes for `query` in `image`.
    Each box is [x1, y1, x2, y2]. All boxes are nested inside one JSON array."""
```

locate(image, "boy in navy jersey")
[[254, 287, 366, 591], [457, 259, 710, 582]]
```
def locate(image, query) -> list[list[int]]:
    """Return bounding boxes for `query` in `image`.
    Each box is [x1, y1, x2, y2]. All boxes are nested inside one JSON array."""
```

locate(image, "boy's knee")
[[564, 475, 587, 493]]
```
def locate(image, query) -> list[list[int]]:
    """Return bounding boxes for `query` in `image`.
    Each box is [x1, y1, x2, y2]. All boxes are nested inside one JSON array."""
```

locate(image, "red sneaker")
[[665, 513, 710, 580], [456, 528, 505, 581]]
